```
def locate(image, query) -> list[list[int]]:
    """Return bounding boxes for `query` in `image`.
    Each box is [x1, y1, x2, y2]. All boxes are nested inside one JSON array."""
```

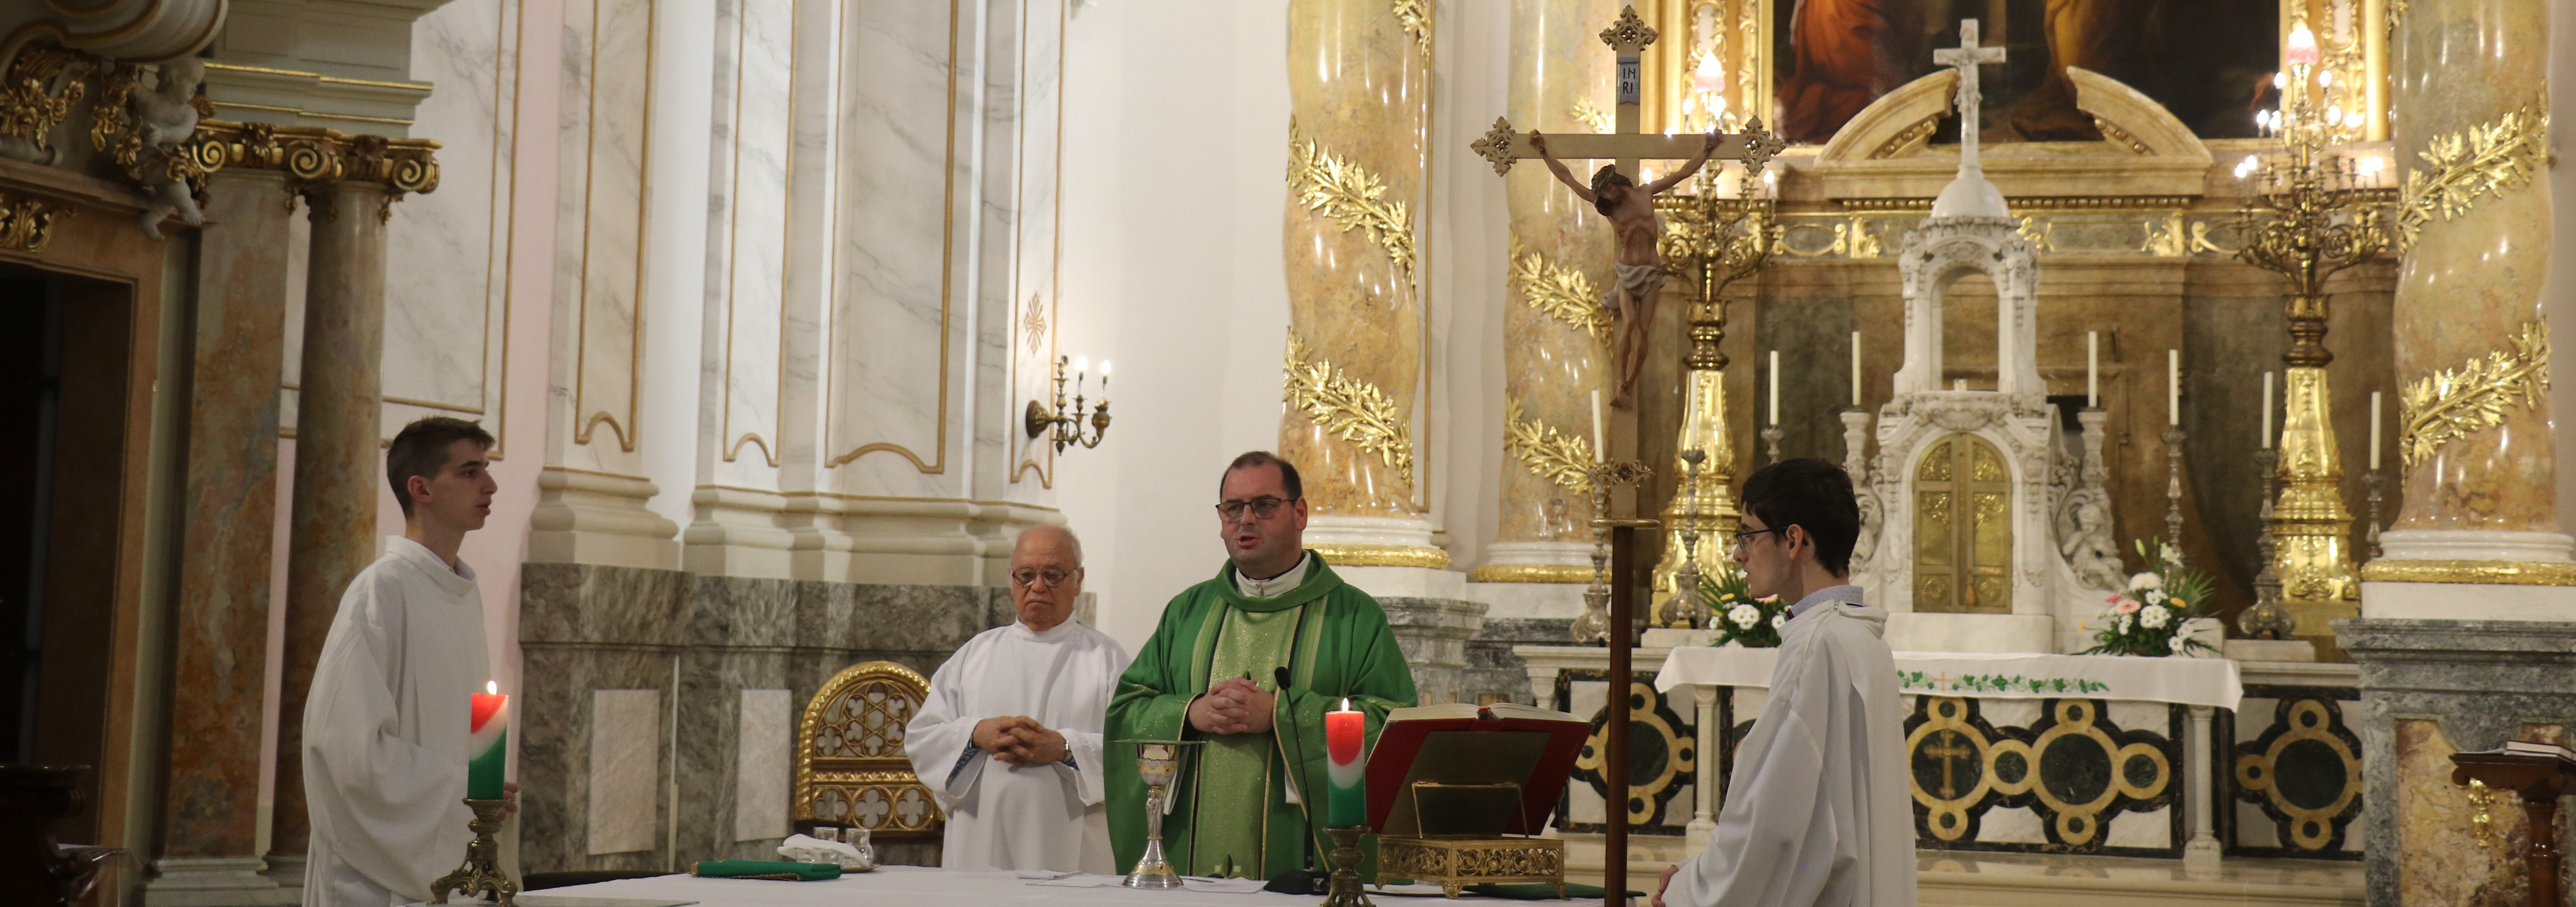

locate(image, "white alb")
[[903, 619, 1131, 873]]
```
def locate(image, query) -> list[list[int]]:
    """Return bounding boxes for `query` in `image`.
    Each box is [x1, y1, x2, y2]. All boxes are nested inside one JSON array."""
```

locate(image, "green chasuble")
[[1106, 552, 1416, 880]]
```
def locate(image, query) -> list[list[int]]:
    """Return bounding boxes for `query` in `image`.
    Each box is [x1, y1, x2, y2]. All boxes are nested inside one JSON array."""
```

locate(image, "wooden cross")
[[1468, 5, 1786, 182], [1931, 19, 2008, 170], [1923, 729, 1977, 799]]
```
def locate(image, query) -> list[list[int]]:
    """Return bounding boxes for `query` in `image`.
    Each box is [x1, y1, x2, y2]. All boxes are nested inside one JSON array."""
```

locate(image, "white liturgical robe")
[[1666, 586, 1916, 907], [300, 537, 491, 907], [904, 619, 1130, 874]]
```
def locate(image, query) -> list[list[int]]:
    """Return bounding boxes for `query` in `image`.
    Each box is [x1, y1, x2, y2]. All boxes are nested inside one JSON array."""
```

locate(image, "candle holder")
[[2161, 425, 2186, 567], [2240, 448, 2297, 640], [1661, 449, 1707, 629], [1122, 740, 1203, 889], [1760, 425, 1783, 465], [1024, 355, 1113, 454], [428, 799, 516, 905], [2363, 468, 2387, 561], [1323, 825, 1374, 907]]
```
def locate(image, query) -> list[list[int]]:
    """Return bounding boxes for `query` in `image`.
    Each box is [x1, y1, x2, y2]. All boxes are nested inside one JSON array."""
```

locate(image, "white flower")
[[2127, 572, 2163, 592], [2117, 613, 2136, 634], [2139, 603, 2173, 629], [2146, 588, 2168, 605], [2159, 543, 2181, 566], [1771, 613, 1789, 629], [1729, 604, 1760, 629]]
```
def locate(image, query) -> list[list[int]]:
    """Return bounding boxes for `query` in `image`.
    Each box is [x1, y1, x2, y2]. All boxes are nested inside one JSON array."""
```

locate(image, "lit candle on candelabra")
[[469, 682, 508, 801], [2086, 331, 2099, 408], [2261, 371, 2275, 449], [1324, 698, 1365, 827]]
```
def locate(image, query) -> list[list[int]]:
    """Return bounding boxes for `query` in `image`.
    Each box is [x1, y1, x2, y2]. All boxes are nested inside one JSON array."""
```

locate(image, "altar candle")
[[2167, 349, 2181, 426], [2261, 372, 2275, 449], [1590, 390, 1607, 459], [2370, 391, 2383, 470], [1850, 332, 1862, 407], [469, 681, 508, 801], [1325, 698, 1365, 827], [2086, 331, 2099, 407], [1768, 350, 1780, 425]]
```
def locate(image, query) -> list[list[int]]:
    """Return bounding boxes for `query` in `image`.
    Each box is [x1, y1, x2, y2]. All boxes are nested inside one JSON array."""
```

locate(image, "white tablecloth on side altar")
[[1653, 646, 2242, 711], [525, 866, 1540, 907]]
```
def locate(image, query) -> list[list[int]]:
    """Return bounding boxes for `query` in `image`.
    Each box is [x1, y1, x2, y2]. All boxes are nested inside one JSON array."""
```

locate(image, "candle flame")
[[487, 680, 497, 695], [1340, 697, 1351, 711]]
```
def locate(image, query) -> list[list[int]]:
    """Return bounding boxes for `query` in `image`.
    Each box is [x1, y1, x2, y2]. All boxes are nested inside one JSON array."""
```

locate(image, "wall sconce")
[[1024, 355, 1112, 453]]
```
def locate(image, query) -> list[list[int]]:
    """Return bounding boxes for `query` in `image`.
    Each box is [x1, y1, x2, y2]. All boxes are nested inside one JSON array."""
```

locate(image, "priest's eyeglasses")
[[1216, 496, 1297, 522], [1010, 568, 1076, 589]]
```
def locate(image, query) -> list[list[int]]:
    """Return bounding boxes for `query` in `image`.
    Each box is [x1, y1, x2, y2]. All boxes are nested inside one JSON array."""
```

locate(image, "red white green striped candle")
[[1324, 698, 1364, 827], [469, 682, 508, 801]]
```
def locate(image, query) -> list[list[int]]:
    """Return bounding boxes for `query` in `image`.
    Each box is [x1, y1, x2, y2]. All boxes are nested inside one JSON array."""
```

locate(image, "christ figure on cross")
[[1531, 128, 1717, 409], [1934, 19, 2006, 169]]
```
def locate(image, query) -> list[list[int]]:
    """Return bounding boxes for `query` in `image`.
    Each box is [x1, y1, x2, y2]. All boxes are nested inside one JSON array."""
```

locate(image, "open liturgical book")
[[1362, 703, 1591, 836]]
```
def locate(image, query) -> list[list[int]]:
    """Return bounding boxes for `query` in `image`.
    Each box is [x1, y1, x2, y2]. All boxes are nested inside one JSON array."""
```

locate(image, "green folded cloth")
[[1462, 882, 1643, 901], [690, 860, 842, 881]]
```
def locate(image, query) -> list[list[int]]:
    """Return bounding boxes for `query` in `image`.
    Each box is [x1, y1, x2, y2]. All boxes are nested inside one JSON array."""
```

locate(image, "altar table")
[[531, 866, 1546, 907]]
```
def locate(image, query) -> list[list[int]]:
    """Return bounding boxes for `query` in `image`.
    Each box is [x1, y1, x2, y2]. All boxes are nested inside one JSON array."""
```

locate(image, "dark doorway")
[[0, 266, 135, 847]]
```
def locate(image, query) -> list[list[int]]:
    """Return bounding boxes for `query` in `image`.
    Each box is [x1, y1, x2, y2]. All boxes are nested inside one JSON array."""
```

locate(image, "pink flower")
[[1757, 595, 1780, 604], [2115, 600, 2141, 614], [2104, 595, 2125, 605]]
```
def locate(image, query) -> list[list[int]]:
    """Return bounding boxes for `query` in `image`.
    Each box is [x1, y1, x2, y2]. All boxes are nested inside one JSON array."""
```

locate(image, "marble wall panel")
[[1006, 0, 1067, 493], [829, 0, 962, 495], [714, 0, 795, 479], [383, 0, 519, 440], [589, 689, 664, 854], [735, 689, 794, 842], [966, 0, 1024, 503], [550, 0, 657, 469], [517, 647, 666, 873]]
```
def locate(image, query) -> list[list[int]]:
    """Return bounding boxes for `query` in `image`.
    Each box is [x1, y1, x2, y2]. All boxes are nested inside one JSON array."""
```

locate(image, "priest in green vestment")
[[1106, 452, 1418, 881]]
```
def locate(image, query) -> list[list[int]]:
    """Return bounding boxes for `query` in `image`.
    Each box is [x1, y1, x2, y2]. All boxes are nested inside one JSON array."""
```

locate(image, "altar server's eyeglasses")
[[1732, 527, 1785, 555], [1216, 496, 1297, 522], [1011, 568, 1076, 589]]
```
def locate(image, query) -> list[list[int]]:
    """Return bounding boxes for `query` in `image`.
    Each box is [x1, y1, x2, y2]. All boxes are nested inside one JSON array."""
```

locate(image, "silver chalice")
[[1122, 739, 1203, 889]]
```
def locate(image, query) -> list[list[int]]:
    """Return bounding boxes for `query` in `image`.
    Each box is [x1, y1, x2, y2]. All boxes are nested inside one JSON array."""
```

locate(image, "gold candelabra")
[[1648, 166, 1775, 623], [2234, 34, 2390, 645], [1023, 355, 1113, 454]]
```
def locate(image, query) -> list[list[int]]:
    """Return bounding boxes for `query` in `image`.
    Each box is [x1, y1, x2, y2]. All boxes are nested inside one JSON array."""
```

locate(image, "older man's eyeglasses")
[[1010, 568, 1076, 589], [1215, 496, 1297, 522]]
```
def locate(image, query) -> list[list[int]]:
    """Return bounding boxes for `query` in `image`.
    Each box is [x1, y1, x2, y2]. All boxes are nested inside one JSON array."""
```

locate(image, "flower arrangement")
[[1700, 562, 1789, 648], [2081, 538, 2217, 657]]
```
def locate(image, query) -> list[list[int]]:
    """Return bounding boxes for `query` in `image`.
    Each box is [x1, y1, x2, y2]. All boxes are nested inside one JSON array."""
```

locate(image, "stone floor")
[[1558, 835, 2365, 906]]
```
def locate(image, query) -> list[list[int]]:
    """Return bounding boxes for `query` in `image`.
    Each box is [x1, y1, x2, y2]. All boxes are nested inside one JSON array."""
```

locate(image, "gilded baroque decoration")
[[1287, 117, 1416, 280], [1308, 542, 1450, 570], [0, 46, 89, 164], [1503, 397, 1598, 492], [2359, 558, 2576, 586], [0, 193, 65, 252], [2398, 321, 2550, 469], [1597, 5, 1660, 49], [2396, 102, 2549, 252], [1507, 235, 1610, 339], [796, 661, 944, 836], [1283, 334, 1416, 493], [1570, 100, 1612, 133], [1391, 0, 1432, 59]]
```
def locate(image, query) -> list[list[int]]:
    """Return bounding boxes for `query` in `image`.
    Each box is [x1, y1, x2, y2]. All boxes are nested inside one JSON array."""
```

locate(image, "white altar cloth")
[[1654, 646, 2241, 711], [530, 866, 1531, 907]]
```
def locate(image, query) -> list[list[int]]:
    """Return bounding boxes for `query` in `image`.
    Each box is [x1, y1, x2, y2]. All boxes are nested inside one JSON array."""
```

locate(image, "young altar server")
[[301, 417, 512, 906], [905, 524, 1130, 873], [1656, 458, 1916, 907]]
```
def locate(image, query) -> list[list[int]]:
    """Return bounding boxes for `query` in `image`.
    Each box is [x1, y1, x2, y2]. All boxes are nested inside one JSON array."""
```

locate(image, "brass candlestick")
[[2363, 468, 2387, 561], [2240, 447, 2297, 640], [1322, 825, 1373, 907], [429, 799, 516, 905], [1661, 449, 1707, 628], [2162, 425, 2186, 567]]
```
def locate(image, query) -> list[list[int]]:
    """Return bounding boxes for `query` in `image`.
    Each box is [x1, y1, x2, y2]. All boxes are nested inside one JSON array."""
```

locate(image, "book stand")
[[1366, 707, 1588, 899]]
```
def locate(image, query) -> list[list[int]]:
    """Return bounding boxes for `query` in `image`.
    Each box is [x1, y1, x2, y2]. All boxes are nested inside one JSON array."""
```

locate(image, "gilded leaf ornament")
[[1508, 236, 1611, 339], [1503, 397, 1598, 492], [2397, 103, 2548, 252], [1392, 0, 1432, 58], [1287, 118, 1416, 280], [1570, 100, 1613, 133], [1283, 334, 1415, 491], [0, 46, 90, 159], [2399, 321, 2549, 468]]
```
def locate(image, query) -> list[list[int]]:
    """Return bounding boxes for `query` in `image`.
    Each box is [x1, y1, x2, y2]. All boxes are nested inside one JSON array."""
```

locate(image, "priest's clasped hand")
[[971, 716, 1069, 766], [1188, 678, 1276, 735]]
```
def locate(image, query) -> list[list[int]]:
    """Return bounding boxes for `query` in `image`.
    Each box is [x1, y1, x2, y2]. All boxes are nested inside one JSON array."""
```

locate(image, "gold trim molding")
[[1508, 236, 1609, 339], [2397, 102, 2548, 252], [2359, 559, 2576, 586], [1468, 563, 1592, 583], [0, 192, 67, 252], [1313, 542, 1450, 570], [1288, 117, 1415, 280], [2400, 321, 2549, 468], [1503, 396, 1596, 492], [1284, 333, 1416, 493], [1391, 0, 1431, 59]]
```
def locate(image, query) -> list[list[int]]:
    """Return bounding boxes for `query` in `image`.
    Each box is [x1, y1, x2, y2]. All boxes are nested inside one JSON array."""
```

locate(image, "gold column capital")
[[188, 119, 441, 219]]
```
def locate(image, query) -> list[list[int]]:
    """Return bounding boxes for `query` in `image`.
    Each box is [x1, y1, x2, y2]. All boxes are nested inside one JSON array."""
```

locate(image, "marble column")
[[1472, 0, 1618, 598], [1280, 0, 1441, 570], [270, 178, 393, 870], [2362, 0, 2570, 608], [144, 170, 295, 901]]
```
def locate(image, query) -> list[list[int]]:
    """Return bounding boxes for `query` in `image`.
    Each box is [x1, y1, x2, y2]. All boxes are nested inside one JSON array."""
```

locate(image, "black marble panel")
[[2223, 684, 2364, 860], [1552, 669, 1695, 835], [1902, 696, 2183, 857]]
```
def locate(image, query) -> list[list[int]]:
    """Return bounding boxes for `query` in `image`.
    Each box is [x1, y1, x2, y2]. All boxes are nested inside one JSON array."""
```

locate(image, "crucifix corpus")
[[1469, 4, 1786, 412], [1932, 19, 2007, 174]]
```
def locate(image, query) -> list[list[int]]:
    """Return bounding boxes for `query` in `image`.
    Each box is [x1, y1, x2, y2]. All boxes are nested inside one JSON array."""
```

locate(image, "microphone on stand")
[[1265, 665, 1331, 895]]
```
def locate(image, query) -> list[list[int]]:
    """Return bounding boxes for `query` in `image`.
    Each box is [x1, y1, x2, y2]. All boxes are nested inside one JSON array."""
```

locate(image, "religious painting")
[[1770, 0, 2280, 144]]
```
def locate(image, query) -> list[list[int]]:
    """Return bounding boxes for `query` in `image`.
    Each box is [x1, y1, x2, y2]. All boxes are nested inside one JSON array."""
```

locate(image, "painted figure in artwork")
[[1775, 0, 1920, 144], [1530, 128, 1718, 410]]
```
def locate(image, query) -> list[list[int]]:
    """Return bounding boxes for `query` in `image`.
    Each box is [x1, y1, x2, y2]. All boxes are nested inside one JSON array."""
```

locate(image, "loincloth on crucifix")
[[1604, 261, 1665, 408]]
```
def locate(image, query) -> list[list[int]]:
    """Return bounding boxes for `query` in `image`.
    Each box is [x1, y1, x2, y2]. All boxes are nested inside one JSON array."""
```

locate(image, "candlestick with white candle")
[[2261, 372, 2274, 449], [2086, 331, 2099, 407], [1768, 350, 1780, 426], [469, 681, 508, 801], [2370, 391, 2383, 470], [1590, 390, 1607, 461], [2167, 349, 2180, 426], [1324, 698, 1365, 826], [1850, 332, 1862, 407]]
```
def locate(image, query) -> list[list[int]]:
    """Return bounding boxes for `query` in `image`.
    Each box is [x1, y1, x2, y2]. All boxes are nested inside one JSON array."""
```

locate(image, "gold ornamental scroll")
[[2376, 0, 2560, 581], [1281, 0, 1435, 561], [1473, 0, 1622, 585]]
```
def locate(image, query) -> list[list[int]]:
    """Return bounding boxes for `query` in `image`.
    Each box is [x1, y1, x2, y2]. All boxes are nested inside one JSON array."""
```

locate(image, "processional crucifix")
[[1464, 6, 1785, 903]]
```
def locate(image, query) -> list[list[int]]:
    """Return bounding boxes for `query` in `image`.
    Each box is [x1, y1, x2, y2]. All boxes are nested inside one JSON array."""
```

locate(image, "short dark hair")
[[1590, 165, 1633, 217], [1220, 450, 1303, 500], [1740, 458, 1861, 576], [387, 416, 494, 518]]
